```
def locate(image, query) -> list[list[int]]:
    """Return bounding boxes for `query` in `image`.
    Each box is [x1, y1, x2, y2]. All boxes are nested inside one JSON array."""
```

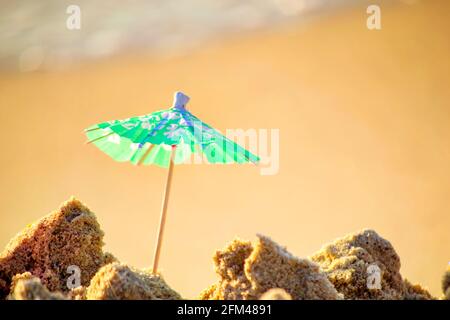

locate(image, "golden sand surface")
[[8, 272, 67, 300], [0, 198, 115, 298], [200, 234, 342, 300], [0, 0, 449, 297], [0, 201, 437, 299], [85, 263, 181, 300]]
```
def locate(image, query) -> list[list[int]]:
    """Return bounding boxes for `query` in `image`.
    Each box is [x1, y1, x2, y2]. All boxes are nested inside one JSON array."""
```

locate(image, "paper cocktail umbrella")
[[85, 91, 259, 273]]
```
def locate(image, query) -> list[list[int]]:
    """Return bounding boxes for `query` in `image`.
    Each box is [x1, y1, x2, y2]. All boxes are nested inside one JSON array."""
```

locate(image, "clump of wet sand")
[[200, 234, 342, 300], [85, 263, 181, 300], [0, 197, 115, 298], [202, 231, 436, 300], [443, 265, 450, 300], [7, 272, 66, 300], [259, 288, 292, 300], [311, 229, 433, 300], [0, 197, 442, 300]]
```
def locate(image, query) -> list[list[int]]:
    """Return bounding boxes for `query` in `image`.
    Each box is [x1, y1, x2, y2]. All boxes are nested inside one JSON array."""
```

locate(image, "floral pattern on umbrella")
[[85, 96, 260, 167]]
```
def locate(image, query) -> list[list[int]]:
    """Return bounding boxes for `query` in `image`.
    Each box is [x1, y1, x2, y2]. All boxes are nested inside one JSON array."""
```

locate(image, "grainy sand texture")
[[0, 198, 115, 299], [0, 197, 445, 300], [85, 263, 181, 300], [200, 235, 341, 300]]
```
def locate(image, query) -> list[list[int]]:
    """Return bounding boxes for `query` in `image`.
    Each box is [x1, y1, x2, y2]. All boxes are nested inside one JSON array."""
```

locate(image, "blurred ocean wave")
[[0, 0, 368, 71]]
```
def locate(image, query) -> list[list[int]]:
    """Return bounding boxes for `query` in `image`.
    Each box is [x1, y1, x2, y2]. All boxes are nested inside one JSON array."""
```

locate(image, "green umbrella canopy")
[[85, 92, 259, 167], [84, 92, 259, 274]]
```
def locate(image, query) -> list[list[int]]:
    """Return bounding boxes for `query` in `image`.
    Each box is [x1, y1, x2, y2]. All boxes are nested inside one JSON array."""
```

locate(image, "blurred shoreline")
[[1, 0, 384, 72]]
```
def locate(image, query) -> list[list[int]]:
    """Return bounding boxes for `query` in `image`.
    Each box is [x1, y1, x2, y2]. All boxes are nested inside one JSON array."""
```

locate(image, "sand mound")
[[0, 197, 440, 300], [0, 197, 116, 299], [200, 234, 341, 300], [7, 263, 183, 300], [259, 288, 292, 300], [85, 263, 182, 300], [67, 286, 86, 300], [311, 229, 433, 300], [403, 279, 434, 300], [443, 265, 450, 300], [7, 272, 66, 300]]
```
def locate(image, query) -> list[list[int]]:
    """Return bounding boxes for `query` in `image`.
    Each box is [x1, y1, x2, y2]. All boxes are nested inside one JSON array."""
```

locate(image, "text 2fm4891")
[[221, 304, 271, 315]]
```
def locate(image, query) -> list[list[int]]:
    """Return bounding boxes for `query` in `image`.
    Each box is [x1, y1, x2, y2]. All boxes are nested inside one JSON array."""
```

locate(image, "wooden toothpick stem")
[[137, 144, 155, 166], [152, 145, 176, 274]]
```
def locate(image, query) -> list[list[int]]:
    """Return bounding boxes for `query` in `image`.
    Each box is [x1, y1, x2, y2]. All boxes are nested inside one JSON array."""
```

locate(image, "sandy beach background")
[[0, 0, 449, 297]]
